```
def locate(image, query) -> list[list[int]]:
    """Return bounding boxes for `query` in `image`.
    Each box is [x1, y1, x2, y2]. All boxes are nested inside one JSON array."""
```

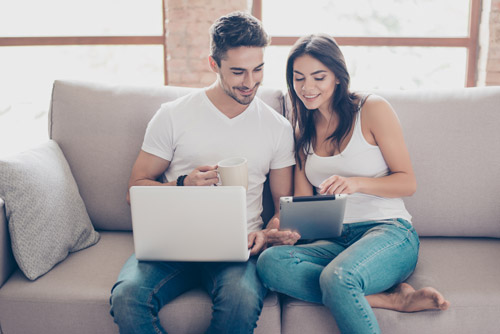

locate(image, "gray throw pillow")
[[0, 140, 100, 280]]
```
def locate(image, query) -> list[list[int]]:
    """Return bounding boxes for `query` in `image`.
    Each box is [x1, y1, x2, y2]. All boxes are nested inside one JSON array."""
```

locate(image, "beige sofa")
[[1, 80, 499, 333]]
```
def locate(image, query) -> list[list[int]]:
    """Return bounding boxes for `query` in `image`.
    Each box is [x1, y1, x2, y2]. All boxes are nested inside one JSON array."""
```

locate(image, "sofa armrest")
[[0, 198, 15, 287]]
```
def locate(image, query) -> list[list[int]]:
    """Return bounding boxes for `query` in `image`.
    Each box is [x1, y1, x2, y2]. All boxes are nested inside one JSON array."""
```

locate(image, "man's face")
[[213, 46, 264, 105]]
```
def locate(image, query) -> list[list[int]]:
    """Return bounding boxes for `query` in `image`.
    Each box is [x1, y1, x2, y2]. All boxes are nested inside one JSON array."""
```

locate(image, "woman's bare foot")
[[367, 283, 450, 312]]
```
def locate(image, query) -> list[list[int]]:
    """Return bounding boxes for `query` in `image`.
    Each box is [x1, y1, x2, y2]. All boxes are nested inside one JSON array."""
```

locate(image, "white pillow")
[[0, 140, 100, 280]]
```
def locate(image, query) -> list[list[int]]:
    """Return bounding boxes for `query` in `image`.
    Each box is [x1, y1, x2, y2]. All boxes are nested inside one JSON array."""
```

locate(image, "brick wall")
[[484, 0, 500, 85], [165, 0, 250, 87], [165, 0, 500, 87]]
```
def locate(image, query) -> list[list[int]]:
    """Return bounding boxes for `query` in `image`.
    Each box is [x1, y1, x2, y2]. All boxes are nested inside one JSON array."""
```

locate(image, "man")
[[110, 11, 300, 334]]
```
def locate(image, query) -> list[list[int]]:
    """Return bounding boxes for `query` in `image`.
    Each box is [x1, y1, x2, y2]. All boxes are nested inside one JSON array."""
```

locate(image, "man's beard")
[[220, 75, 260, 105]]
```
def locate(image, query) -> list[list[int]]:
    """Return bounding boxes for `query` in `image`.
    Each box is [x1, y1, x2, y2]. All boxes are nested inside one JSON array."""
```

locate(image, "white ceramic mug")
[[217, 157, 248, 190]]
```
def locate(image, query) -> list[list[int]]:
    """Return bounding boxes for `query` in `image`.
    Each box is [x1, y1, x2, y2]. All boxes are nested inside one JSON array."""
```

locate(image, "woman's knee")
[[256, 247, 277, 275], [319, 263, 355, 301], [256, 246, 292, 288]]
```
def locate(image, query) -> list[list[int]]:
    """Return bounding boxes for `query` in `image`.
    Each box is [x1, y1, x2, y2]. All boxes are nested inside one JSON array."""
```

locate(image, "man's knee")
[[216, 276, 266, 320], [110, 279, 149, 319], [224, 277, 263, 303]]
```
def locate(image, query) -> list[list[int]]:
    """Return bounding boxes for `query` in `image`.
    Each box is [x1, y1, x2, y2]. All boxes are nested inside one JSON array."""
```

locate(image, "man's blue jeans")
[[257, 219, 419, 334], [110, 255, 267, 334]]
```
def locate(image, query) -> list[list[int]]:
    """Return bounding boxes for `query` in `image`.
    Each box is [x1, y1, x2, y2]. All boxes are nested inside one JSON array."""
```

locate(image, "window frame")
[[0, 0, 168, 84], [252, 0, 482, 87]]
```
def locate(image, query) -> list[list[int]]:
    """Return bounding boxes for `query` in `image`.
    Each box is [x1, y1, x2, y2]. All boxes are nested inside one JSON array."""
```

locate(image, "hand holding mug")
[[217, 157, 248, 190], [184, 165, 219, 186]]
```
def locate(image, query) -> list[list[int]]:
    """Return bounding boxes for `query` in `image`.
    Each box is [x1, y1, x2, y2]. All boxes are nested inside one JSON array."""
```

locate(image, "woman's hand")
[[319, 175, 359, 195], [264, 217, 301, 246]]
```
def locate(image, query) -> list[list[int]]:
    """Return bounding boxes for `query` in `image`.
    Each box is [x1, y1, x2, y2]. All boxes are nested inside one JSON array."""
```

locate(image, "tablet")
[[279, 194, 347, 239]]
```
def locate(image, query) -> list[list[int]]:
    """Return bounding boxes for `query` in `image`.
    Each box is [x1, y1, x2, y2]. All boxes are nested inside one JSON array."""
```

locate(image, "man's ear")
[[208, 56, 219, 73]]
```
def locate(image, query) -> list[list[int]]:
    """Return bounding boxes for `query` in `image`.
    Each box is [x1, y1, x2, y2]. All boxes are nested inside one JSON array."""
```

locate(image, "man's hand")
[[264, 217, 301, 246], [184, 165, 219, 186], [248, 231, 267, 256]]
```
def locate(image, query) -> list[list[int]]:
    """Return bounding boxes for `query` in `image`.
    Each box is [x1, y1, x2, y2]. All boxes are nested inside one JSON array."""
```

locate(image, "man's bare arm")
[[126, 150, 172, 204], [126, 150, 220, 204]]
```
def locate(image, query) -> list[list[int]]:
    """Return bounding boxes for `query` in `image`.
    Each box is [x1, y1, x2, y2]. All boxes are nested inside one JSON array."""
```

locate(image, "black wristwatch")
[[176, 174, 187, 186]]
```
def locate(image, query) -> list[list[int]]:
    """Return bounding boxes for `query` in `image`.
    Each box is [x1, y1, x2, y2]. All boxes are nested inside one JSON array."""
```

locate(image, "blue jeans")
[[110, 255, 267, 334], [257, 219, 419, 334]]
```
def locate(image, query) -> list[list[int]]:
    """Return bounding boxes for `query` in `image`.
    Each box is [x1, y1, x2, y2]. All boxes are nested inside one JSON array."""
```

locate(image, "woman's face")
[[292, 54, 339, 114]]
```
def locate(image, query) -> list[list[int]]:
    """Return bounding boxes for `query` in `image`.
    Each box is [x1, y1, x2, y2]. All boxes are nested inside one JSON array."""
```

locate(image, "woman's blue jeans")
[[110, 255, 267, 334], [257, 219, 419, 334]]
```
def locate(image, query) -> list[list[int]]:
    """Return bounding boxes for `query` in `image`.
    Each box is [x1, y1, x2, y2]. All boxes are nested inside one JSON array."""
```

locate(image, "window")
[[253, 0, 480, 90], [0, 0, 166, 156]]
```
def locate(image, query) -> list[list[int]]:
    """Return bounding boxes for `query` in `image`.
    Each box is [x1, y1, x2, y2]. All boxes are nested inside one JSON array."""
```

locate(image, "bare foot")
[[367, 283, 450, 312]]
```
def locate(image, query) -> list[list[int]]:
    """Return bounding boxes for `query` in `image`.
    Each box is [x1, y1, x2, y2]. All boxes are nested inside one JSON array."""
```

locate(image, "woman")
[[257, 34, 449, 334]]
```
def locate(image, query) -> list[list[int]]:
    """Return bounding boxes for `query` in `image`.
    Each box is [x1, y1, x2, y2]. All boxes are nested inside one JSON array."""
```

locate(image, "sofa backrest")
[[381, 87, 500, 238], [51, 81, 500, 238], [286, 87, 500, 238], [49, 80, 283, 231]]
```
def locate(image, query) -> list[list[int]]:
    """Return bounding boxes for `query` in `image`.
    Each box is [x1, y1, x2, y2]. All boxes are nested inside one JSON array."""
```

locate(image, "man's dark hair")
[[210, 11, 270, 66]]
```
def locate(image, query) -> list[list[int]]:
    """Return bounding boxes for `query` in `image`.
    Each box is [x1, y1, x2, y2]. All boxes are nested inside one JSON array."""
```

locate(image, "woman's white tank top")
[[304, 97, 412, 224]]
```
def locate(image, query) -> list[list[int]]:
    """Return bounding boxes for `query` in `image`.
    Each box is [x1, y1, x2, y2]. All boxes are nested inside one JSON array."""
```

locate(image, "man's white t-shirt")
[[142, 90, 295, 232]]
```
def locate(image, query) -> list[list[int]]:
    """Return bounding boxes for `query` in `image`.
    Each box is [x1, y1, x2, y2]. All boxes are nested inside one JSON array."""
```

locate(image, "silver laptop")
[[129, 186, 250, 262], [279, 194, 347, 239]]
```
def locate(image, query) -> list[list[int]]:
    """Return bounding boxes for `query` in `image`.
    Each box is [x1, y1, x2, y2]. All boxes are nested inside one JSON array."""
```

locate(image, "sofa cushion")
[[49, 80, 284, 231], [0, 198, 16, 287], [280, 237, 500, 334], [159, 288, 281, 333], [0, 140, 100, 280], [0, 231, 281, 334]]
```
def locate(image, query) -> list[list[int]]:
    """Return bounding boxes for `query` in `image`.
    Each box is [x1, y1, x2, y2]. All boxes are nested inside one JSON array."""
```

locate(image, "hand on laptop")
[[264, 217, 301, 246], [248, 231, 267, 256]]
